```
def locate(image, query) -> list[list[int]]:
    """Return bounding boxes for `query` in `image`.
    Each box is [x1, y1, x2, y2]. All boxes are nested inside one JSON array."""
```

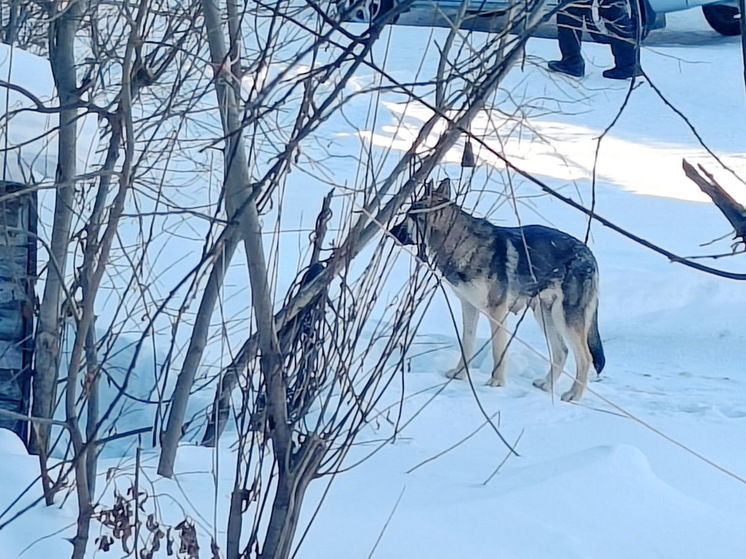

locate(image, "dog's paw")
[[533, 378, 552, 392], [561, 386, 583, 402], [486, 376, 505, 387], [445, 367, 466, 380]]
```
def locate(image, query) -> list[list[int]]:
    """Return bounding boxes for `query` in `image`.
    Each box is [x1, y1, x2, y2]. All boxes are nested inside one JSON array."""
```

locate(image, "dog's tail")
[[588, 307, 605, 374]]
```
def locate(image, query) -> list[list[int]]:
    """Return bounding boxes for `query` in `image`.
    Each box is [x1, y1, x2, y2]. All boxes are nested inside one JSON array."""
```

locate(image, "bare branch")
[[683, 159, 746, 246]]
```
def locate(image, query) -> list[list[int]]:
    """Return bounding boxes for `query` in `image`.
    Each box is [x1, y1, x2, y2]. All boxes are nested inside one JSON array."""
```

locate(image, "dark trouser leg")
[[549, 6, 587, 76], [600, 0, 639, 71], [556, 8, 585, 67], [609, 38, 636, 71]]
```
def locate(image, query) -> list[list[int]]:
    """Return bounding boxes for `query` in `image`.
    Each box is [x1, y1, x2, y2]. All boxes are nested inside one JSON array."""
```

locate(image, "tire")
[[372, 0, 395, 23], [702, 4, 741, 36], [348, 0, 394, 23]]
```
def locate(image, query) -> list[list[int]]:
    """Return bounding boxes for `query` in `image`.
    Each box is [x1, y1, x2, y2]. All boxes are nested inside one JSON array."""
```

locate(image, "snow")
[[0, 46, 56, 182], [2, 7, 746, 559], [0, 45, 98, 183], [318, 444, 742, 558]]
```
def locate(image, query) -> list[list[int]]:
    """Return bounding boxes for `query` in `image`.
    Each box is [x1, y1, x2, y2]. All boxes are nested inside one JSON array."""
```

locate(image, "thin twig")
[[366, 486, 407, 559], [483, 429, 525, 485], [406, 411, 499, 474]]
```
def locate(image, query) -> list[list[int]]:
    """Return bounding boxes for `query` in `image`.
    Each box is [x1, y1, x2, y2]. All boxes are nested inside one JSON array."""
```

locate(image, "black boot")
[[602, 65, 642, 79], [549, 12, 585, 77], [604, 39, 641, 79], [548, 59, 585, 78]]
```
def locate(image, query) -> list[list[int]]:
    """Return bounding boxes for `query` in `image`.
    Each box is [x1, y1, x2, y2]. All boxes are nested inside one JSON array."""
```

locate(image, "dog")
[[390, 178, 604, 402]]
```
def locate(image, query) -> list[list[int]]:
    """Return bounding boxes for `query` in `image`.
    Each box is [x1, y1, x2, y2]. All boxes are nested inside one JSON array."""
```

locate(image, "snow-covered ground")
[[2, 8, 746, 559]]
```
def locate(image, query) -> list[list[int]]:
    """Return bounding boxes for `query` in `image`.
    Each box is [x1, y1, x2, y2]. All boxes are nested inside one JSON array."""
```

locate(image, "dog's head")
[[389, 178, 452, 247]]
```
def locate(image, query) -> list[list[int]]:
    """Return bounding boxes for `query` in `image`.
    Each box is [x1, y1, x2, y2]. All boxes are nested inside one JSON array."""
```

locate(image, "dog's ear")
[[434, 178, 451, 200], [423, 179, 434, 198]]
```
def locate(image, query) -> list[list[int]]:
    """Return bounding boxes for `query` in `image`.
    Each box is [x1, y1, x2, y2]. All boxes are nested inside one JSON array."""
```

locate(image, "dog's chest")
[[448, 278, 495, 311], [440, 237, 524, 313]]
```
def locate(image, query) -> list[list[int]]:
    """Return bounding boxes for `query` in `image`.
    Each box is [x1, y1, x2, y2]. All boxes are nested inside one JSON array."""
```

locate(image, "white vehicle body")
[[340, 0, 742, 36]]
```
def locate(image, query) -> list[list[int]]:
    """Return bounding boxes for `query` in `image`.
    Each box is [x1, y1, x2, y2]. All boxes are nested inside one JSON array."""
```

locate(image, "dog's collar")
[[407, 200, 453, 215], [417, 238, 428, 263], [415, 221, 429, 264]]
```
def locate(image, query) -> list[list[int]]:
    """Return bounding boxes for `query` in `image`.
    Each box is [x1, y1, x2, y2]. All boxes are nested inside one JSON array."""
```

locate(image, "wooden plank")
[[0, 182, 34, 443], [0, 278, 30, 339], [0, 368, 27, 433], [0, 341, 24, 370], [0, 182, 32, 342], [0, 247, 29, 269], [0, 368, 23, 400]]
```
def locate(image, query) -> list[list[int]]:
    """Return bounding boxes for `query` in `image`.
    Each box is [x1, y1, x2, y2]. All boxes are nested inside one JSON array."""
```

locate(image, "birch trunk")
[[30, 0, 86, 459]]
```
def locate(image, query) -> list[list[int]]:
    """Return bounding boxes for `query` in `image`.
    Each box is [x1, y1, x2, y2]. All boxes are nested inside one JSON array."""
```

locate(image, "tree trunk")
[[260, 470, 303, 559], [84, 321, 98, 498], [3, 0, 22, 45], [738, 0, 746, 94], [259, 439, 325, 559], [30, 0, 86, 458], [198, 2, 291, 555], [158, 229, 239, 476]]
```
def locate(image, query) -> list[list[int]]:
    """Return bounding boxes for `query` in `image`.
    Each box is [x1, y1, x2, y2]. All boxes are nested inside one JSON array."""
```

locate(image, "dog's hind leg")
[[486, 306, 509, 387], [532, 302, 569, 393], [561, 323, 593, 402], [446, 298, 479, 380]]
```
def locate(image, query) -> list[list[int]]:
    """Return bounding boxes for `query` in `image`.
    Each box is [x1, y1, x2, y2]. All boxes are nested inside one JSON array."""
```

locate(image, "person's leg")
[[604, 39, 639, 78], [548, 4, 587, 77], [600, 0, 641, 78], [557, 9, 584, 65]]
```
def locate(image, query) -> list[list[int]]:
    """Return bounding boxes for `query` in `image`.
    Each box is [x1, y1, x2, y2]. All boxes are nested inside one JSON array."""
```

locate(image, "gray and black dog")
[[390, 178, 604, 402]]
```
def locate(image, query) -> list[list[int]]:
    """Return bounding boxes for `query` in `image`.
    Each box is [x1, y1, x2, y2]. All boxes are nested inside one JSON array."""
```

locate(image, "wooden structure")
[[0, 181, 36, 444]]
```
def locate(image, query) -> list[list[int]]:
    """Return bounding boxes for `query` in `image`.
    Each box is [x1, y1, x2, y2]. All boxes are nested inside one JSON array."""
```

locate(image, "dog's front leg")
[[446, 299, 479, 380], [487, 309, 509, 387]]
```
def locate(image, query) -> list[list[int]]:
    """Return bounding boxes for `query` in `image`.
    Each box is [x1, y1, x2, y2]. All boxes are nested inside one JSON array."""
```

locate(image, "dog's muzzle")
[[390, 220, 414, 246]]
